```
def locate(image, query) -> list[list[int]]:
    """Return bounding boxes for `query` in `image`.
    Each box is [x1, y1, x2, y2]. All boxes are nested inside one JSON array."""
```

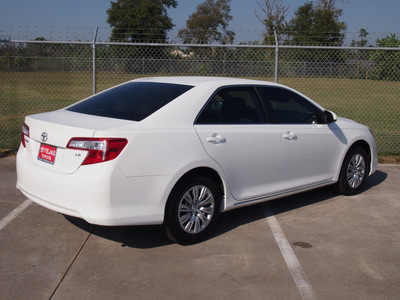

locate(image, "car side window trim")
[[254, 86, 274, 124]]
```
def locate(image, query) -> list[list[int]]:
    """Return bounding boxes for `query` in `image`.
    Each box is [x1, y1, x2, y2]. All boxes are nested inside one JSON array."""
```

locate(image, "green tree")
[[178, 0, 235, 44], [279, 0, 347, 77], [351, 28, 369, 47], [106, 0, 177, 43], [283, 1, 314, 45], [371, 34, 400, 81], [284, 0, 347, 46]]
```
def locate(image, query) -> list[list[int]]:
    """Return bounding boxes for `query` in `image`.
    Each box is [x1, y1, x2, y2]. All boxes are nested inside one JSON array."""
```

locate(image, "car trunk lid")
[[23, 109, 133, 174]]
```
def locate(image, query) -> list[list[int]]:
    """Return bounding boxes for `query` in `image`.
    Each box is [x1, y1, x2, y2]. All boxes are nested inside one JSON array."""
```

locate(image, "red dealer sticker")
[[38, 144, 57, 165]]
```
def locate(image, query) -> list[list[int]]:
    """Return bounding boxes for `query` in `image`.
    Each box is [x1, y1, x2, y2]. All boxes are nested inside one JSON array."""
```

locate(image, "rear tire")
[[164, 176, 221, 245], [337, 146, 369, 195]]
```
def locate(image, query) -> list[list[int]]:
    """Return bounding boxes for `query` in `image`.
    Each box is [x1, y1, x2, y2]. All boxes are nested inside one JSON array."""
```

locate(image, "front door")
[[258, 86, 341, 192]]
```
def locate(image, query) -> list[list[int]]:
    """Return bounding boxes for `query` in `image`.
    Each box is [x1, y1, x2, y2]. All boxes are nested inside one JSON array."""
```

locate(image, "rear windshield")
[[66, 82, 194, 121]]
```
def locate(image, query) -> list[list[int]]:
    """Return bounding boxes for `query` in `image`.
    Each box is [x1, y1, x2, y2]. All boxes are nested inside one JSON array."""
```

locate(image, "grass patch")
[[379, 155, 400, 164]]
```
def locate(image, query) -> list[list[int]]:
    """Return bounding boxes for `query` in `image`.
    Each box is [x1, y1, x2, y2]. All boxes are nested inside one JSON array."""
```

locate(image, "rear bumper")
[[16, 146, 171, 226]]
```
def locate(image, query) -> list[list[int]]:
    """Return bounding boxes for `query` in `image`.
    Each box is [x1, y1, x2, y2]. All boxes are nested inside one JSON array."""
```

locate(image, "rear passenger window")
[[258, 87, 324, 124], [196, 87, 266, 124]]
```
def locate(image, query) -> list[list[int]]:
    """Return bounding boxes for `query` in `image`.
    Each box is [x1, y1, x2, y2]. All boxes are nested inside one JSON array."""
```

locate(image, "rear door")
[[194, 86, 282, 201]]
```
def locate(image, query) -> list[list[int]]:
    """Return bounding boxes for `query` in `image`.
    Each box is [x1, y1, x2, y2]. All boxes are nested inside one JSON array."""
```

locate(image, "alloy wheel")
[[346, 154, 366, 189], [178, 185, 215, 234]]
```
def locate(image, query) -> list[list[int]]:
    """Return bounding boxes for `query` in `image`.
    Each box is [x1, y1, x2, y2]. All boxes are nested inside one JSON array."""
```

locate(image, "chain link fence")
[[1, 40, 399, 156]]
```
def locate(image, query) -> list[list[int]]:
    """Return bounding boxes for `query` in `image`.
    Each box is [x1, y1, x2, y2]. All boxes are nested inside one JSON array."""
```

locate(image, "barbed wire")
[[0, 25, 398, 47]]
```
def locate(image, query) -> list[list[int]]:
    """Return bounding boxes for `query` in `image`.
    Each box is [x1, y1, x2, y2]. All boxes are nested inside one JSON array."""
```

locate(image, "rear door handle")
[[207, 134, 226, 144], [282, 131, 297, 141]]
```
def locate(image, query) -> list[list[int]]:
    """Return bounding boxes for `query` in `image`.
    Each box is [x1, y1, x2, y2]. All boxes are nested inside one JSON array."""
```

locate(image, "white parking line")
[[264, 204, 317, 300], [0, 199, 32, 231]]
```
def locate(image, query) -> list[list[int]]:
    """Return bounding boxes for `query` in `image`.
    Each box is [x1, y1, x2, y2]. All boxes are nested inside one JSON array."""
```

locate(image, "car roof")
[[131, 76, 281, 87]]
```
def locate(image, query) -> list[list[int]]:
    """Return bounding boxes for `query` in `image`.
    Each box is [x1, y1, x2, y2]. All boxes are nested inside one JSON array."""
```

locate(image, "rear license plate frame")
[[38, 143, 57, 165]]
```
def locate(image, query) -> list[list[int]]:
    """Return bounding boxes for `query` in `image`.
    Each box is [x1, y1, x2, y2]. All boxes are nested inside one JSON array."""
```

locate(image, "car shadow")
[[65, 170, 387, 249], [64, 216, 173, 249]]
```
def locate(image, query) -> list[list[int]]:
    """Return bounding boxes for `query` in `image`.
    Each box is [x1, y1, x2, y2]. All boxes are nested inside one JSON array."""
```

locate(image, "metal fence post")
[[274, 29, 279, 83], [92, 27, 98, 95]]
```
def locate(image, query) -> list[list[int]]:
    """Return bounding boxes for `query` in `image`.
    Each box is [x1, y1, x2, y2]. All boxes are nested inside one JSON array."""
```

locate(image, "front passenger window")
[[259, 87, 324, 124]]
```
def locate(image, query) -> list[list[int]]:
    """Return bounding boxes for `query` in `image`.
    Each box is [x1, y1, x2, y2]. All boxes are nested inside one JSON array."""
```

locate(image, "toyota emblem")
[[41, 132, 48, 142]]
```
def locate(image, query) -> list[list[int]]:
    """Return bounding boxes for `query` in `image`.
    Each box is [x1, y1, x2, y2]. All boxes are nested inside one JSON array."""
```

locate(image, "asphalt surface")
[[1, 156, 399, 300]]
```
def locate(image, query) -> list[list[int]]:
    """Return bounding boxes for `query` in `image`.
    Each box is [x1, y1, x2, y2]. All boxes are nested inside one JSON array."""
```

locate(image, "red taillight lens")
[[67, 138, 128, 165], [21, 122, 29, 148]]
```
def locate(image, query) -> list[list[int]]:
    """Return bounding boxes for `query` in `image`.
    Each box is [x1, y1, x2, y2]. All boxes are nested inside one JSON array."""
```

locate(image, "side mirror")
[[324, 110, 337, 123]]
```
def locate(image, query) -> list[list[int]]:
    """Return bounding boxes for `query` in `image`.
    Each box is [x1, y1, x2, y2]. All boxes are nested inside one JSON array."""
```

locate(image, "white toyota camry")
[[16, 77, 377, 244]]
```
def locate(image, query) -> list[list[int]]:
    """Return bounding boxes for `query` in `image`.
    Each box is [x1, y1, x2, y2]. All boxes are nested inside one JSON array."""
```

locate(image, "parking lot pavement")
[[1, 156, 399, 299], [0, 156, 25, 220]]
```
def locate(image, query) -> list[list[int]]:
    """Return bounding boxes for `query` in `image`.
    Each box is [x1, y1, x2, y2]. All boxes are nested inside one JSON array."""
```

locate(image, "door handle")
[[207, 134, 226, 144], [282, 131, 297, 141]]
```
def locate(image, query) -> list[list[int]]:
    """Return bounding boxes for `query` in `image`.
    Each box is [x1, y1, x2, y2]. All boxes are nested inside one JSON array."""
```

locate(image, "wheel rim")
[[346, 154, 366, 189], [178, 185, 215, 234]]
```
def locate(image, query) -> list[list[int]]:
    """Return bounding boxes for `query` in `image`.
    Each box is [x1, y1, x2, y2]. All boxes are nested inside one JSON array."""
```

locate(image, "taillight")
[[67, 138, 128, 165], [21, 122, 29, 148]]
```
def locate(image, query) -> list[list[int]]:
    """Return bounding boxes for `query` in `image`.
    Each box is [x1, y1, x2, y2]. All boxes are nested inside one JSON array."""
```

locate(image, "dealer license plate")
[[38, 144, 57, 165]]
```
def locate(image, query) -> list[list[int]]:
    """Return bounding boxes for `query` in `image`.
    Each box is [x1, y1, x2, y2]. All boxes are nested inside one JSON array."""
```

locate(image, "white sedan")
[[16, 77, 377, 244]]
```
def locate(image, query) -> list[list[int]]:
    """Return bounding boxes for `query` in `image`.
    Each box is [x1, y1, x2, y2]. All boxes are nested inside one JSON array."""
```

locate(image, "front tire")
[[164, 176, 221, 245], [337, 146, 369, 195]]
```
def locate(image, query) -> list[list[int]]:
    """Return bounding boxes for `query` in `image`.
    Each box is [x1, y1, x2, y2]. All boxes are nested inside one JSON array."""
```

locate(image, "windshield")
[[67, 82, 194, 121]]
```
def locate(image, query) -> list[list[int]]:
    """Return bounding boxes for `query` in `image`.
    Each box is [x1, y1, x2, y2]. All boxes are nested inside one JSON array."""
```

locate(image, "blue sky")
[[0, 0, 399, 44]]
